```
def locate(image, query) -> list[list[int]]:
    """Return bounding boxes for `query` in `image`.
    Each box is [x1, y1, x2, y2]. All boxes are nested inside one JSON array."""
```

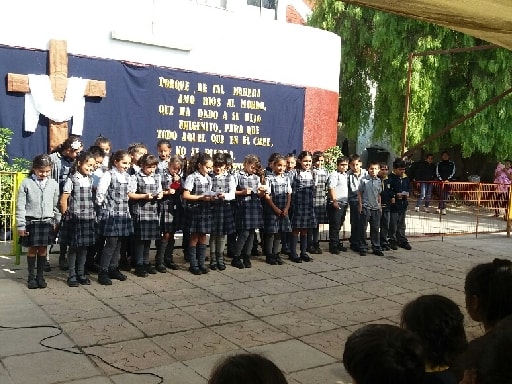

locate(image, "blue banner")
[[0, 45, 305, 164]]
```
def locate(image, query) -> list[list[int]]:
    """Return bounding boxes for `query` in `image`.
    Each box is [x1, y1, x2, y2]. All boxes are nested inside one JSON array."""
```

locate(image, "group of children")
[[16, 134, 413, 288]]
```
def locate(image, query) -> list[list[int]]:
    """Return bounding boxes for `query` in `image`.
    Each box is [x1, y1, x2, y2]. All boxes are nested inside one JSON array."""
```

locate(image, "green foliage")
[[308, 1, 512, 159], [0, 128, 30, 172], [323, 145, 344, 172]]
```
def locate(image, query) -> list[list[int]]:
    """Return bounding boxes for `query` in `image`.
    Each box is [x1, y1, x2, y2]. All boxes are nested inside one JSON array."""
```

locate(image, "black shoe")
[[338, 244, 348, 252], [59, 257, 69, 271], [389, 242, 398, 250], [189, 266, 202, 275], [155, 264, 167, 273], [374, 250, 385, 256], [382, 245, 391, 251], [164, 259, 179, 270], [199, 266, 209, 274], [98, 271, 112, 285], [329, 248, 340, 255], [44, 260, 52, 272], [231, 258, 245, 269], [290, 256, 302, 263], [109, 268, 127, 281], [217, 263, 226, 271], [313, 246, 323, 254], [67, 277, 80, 287], [306, 246, 315, 254], [144, 264, 157, 274], [275, 255, 284, 265], [359, 251, 367, 256], [36, 277, 47, 288], [251, 249, 261, 256], [266, 256, 278, 265], [243, 258, 252, 268], [134, 265, 148, 277], [210, 263, 218, 271], [400, 242, 412, 250], [301, 254, 312, 262], [77, 276, 91, 285], [27, 277, 38, 289]]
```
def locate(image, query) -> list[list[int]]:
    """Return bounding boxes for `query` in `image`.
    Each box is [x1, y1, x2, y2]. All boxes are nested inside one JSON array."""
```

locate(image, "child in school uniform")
[[262, 155, 291, 265], [378, 162, 393, 251], [49, 135, 84, 272], [16, 154, 61, 289], [388, 158, 412, 250], [156, 138, 172, 174], [128, 154, 163, 277], [357, 160, 384, 257], [182, 152, 214, 275], [347, 154, 368, 252], [119, 142, 148, 271], [308, 151, 328, 254], [156, 154, 184, 271], [59, 151, 97, 286], [93, 134, 112, 173], [231, 154, 266, 269], [96, 150, 134, 285], [327, 156, 349, 254], [209, 152, 236, 271], [289, 150, 317, 263], [225, 154, 238, 259], [280, 153, 297, 256]]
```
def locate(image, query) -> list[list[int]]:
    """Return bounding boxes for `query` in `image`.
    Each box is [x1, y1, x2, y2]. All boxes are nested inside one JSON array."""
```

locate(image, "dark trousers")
[[389, 211, 408, 245], [327, 202, 347, 249], [359, 207, 381, 252], [349, 200, 361, 248], [380, 210, 390, 247]]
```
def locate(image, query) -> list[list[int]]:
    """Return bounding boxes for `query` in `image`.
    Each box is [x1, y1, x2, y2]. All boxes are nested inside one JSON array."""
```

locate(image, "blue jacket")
[[388, 172, 410, 212]]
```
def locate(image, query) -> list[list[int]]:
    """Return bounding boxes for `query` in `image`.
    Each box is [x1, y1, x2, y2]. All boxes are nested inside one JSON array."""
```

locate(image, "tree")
[[308, 1, 512, 160]]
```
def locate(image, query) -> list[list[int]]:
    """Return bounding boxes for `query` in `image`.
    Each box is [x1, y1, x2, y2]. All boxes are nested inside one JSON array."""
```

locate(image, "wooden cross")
[[6, 39, 106, 152]]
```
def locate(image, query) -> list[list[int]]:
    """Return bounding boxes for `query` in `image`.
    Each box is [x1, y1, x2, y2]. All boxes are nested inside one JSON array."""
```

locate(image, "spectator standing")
[[436, 151, 456, 215], [493, 159, 512, 219], [413, 153, 436, 213]]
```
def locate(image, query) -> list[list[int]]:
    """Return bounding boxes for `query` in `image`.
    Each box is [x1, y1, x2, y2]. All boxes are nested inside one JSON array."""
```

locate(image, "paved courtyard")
[[0, 232, 511, 384]]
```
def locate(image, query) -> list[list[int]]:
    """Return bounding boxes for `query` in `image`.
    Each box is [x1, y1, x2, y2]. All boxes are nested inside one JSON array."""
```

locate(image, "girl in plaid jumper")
[[289, 151, 317, 263], [96, 150, 134, 285], [59, 151, 97, 287], [308, 151, 328, 254], [183, 152, 214, 275], [128, 154, 163, 277]]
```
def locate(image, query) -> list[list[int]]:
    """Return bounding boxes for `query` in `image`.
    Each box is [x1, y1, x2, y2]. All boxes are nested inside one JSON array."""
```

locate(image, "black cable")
[[0, 324, 164, 384]]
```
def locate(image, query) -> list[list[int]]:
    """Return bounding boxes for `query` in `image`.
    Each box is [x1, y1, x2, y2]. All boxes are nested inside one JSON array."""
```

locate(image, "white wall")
[[2, 0, 340, 92]]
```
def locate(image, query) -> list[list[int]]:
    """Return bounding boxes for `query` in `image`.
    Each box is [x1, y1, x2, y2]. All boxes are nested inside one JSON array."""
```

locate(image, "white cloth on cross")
[[24, 74, 89, 135]]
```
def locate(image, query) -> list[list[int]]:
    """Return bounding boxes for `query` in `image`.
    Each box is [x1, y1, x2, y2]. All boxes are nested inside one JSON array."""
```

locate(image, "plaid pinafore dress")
[[59, 174, 96, 247], [290, 170, 317, 229], [184, 171, 213, 234], [131, 172, 161, 240], [313, 168, 328, 224], [263, 173, 292, 234], [97, 171, 134, 237], [235, 171, 263, 230], [159, 169, 184, 233], [210, 172, 236, 235]]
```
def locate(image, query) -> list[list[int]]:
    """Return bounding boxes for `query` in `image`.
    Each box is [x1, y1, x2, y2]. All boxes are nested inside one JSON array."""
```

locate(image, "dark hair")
[[127, 142, 147, 155], [337, 156, 349, 165], [393, 158, 406, 169], [312, 151, 324, 162], [285, 152, 296, 160], [272, 155, 286, 165], [457, 315, 512, 384], [87, 145, 106, 159], [295, 150, 313, 169], [349, 154, 361, 163], [212, 152, 228, 167], [208, 353, 288, 384], [52, 134, 83, 154], [167, 154, 183, 168], [368, 160, 380, 167], [93, 134, 111, 147], [137, 153, 159, 168], [156, 139, 172, 149], [186, 152, 212, 176], [267, 152, 282, 165], [31, 154, 53, 173], [225, 153, 233, 168], [69, 151, 96, 175], [401, 294, 467, 367], [343, 324, 424, 384], [464, 258, 512, 329], [109, 150, 130, 169]]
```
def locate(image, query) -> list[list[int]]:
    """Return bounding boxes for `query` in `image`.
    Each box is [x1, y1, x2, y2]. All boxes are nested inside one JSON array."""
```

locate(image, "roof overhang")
[[341, 0, 512, 51]]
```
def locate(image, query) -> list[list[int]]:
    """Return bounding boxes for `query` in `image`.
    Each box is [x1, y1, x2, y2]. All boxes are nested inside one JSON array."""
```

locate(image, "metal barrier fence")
[[2, 176, 511, 264]]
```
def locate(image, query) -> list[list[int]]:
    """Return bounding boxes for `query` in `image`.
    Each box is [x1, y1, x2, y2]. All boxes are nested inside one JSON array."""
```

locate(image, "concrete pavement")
[[1, 233, 510, 384]]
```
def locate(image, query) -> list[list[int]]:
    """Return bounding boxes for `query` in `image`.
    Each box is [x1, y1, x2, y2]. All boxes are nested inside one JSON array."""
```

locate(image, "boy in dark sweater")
[[388, 158, 412, 250]]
